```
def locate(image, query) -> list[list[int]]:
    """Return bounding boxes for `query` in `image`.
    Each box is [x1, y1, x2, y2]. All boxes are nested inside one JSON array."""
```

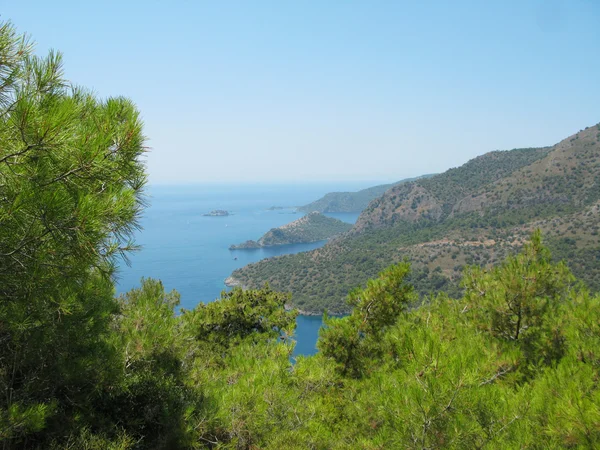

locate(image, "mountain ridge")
[[229, 123, 600, 314]]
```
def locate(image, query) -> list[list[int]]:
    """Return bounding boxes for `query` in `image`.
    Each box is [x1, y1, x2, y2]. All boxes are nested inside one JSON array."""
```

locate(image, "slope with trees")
[[230, 125, 600, 313]]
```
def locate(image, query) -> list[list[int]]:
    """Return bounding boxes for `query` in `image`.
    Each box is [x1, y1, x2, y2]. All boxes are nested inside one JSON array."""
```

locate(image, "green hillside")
[[230, 124, 600, 313]]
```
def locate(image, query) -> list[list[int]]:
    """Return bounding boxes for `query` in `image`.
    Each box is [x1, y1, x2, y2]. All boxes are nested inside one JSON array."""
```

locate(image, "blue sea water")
[[116, 183, 364, 356]]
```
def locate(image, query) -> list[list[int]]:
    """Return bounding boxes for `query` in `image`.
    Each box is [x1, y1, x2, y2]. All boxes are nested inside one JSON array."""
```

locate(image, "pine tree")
[[0, 21, 146, 447]]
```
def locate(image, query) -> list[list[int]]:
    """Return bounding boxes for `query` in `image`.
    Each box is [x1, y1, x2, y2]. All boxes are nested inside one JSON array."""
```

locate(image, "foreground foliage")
[[2, 21, 600, 449]]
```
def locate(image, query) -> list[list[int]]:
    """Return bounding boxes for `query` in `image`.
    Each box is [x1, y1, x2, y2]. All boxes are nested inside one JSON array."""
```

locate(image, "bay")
[[116, 183, 364, 356]]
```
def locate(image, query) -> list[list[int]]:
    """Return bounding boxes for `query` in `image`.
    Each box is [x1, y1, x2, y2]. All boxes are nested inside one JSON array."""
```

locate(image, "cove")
[[116, 183, 362, 356]]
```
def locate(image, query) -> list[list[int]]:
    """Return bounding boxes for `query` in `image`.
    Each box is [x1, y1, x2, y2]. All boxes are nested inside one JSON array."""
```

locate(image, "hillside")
[[229, 124, 600, 314], [297, 175, 433, 213], [229, 212, 352, 249]]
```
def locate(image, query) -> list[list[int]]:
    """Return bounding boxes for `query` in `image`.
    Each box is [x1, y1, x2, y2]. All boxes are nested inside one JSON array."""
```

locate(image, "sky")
[[1, 0, 599, 184]]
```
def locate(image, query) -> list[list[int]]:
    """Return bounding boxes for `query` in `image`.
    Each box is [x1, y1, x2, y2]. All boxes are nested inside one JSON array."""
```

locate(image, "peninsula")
[[229, 212, 352, 249]]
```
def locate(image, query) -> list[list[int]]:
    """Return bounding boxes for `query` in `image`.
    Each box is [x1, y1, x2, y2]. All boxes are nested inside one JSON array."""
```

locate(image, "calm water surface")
[[116, 183, 363, 356]]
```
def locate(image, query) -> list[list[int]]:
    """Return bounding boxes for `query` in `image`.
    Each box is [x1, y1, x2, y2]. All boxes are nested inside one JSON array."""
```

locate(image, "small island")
[[267, 206, 286, 211], [229, 211, 352, 249], [203, 209, 230, 217]]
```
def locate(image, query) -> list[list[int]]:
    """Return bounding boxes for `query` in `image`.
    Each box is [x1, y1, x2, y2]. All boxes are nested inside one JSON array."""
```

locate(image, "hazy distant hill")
[[297, 175, 434, 213], [229, 212, 352, 249], [229, 123, 600, 314]]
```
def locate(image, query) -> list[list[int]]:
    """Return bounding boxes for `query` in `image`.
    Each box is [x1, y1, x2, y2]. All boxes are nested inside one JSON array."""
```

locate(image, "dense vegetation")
[[229, 212, 352, 249], [231, 124, 600, 313], [2, 21, 600, 449], [297, 175, 433, 213]]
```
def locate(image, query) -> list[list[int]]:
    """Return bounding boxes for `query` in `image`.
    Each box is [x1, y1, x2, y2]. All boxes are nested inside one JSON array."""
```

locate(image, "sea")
[[116, 183, 368, 356]]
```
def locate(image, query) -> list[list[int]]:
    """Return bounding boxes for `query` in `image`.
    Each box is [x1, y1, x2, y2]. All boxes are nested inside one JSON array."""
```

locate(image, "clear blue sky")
[[2, 0, 599, 184]]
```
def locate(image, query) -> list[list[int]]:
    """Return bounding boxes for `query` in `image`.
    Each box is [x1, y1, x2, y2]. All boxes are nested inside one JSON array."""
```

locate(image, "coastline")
[[229, 237, 331, 250]]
